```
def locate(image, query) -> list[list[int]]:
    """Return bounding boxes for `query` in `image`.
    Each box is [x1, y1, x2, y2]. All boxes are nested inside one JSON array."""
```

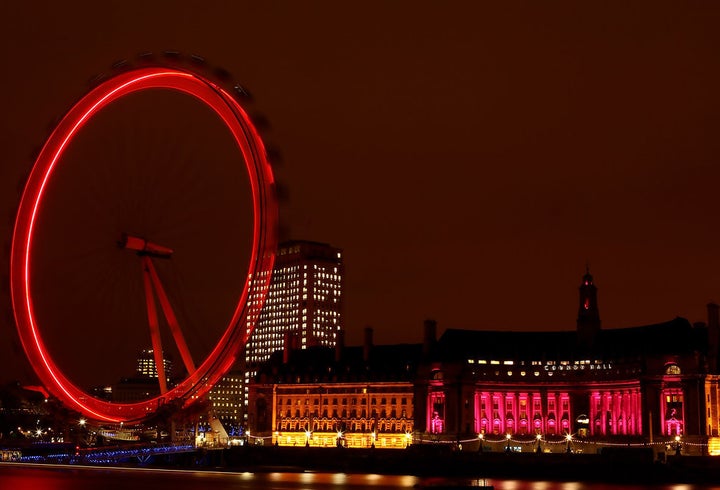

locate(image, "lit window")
[[665, 364, 681, 375]]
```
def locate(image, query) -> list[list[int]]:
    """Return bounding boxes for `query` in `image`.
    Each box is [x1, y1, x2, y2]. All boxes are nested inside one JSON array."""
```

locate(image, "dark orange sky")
[[2, 2, 720, 385]]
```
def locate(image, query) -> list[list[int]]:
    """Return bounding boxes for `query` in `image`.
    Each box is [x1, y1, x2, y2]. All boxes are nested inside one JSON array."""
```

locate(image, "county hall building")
[[248, 270, 720, 454]]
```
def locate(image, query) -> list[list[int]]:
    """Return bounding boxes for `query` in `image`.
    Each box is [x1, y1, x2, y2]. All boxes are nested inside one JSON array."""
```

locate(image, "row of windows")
[[279, 420, 410, 433], [472, 367, 630, 378], [209, 391, 242, 397], [278, 386, 411, 395], [279, 409, 410, 419], [469, 359, 610, 367], [280, 397, 410, 406], [264, 294, 302, 305], [260, 310, 302, 319]]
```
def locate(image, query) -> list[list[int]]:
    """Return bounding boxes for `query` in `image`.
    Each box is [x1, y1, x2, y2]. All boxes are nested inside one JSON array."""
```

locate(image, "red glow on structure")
[[142, 255, 168, 394], [10, 66, 277, 423], [427, 391, 445, 434], [22, 385, 50, 399], [661, 388, 685, 436], [141, 254, 196, 376], [587, 386, 642, 436], [120, 234, 174, 258], [470, 387, 642, 438]]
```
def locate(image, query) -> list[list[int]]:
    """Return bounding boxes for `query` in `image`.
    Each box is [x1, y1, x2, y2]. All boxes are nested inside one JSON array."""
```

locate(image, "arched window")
[[665, 363, 681, 375]]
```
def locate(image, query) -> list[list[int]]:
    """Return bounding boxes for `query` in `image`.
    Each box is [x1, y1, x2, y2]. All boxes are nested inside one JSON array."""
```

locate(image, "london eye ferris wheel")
[[9, 53, 278, 423]]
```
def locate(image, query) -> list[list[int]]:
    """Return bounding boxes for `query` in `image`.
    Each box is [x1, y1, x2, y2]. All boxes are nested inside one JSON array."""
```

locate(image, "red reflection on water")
[[0, 467, 79, 490], [1, 465, 717, 490]]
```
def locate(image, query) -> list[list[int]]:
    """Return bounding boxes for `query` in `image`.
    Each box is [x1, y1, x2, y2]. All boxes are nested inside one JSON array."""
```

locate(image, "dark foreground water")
[[1, 464, 718, 490]]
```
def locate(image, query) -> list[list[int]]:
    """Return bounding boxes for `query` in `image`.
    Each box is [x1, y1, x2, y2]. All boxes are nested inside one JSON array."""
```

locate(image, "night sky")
[[2, 2, 720, 387]]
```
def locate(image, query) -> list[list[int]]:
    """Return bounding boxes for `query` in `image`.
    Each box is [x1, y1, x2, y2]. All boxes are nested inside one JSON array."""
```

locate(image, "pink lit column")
[[426, 395, 430, 432], [634, 389, 641, 435], [481, 392, 490, 433], [508, 392, 517, 434], [659, 390, 666, 436], [612, 392, 620, 435], [602, 392, 610, 436], [589, 392, 597, 436], [499, 392, 506, 433]]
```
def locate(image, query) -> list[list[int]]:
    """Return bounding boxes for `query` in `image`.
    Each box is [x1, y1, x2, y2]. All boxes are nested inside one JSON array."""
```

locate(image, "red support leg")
[[145, 259, 196, 375], [143, 256, 168, 394]]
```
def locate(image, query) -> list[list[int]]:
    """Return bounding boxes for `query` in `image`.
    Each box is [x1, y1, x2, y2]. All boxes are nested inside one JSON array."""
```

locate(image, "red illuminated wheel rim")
[[10, 66, 277, 423]]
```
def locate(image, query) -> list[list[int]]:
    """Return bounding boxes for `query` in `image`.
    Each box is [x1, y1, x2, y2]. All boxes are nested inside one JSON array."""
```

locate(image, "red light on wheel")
[[10, 65, 277, 423]]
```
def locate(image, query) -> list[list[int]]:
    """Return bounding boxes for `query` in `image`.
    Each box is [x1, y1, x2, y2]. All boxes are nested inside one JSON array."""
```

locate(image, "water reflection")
[[1, 465, 719, 490], [495, 481, 716, 490]]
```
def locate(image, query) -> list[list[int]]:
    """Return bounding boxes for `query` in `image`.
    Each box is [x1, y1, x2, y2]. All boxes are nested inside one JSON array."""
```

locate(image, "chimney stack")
[[708, 303, 719, 372], [363, 327, 373, 362], [283, 331, 293, 364], [423, 319, 437, 356], [335, 329, 345, 362]]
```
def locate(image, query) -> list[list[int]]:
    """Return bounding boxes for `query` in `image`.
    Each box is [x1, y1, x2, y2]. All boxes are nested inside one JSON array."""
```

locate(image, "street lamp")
[[565, 433, 572, 453], [535, 433, 542, 454], [305, 430, 311, 447], [478, 433, 484, 453], [674, 435, 682, 456], [505, 433, 512, 453]]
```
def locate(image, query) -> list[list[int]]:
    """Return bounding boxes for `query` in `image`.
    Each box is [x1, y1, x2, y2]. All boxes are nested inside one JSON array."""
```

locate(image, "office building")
[[211, 240, 344, 426]]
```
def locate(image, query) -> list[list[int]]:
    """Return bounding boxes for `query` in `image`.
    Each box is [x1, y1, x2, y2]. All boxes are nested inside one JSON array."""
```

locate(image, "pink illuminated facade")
[[421, 357, 654, 440], [416, 271, 717, 446]]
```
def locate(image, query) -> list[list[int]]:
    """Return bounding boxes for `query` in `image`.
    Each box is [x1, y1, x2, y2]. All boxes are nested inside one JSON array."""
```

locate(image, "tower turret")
[[577, 266, 601, 349]]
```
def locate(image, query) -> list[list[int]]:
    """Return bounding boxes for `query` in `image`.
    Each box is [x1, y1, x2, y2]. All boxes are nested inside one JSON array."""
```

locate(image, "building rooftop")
[[434, 317, 706, 361], [256, 343, 423, 384]]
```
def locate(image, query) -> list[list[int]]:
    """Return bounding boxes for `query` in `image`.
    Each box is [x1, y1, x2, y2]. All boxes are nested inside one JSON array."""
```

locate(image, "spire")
[[583, 261, 592, 285], [577, 266, 601, 350]]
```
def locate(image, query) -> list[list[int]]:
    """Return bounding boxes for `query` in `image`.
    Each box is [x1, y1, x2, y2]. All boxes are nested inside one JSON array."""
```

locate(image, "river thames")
[[1, 464, 719, 490]]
